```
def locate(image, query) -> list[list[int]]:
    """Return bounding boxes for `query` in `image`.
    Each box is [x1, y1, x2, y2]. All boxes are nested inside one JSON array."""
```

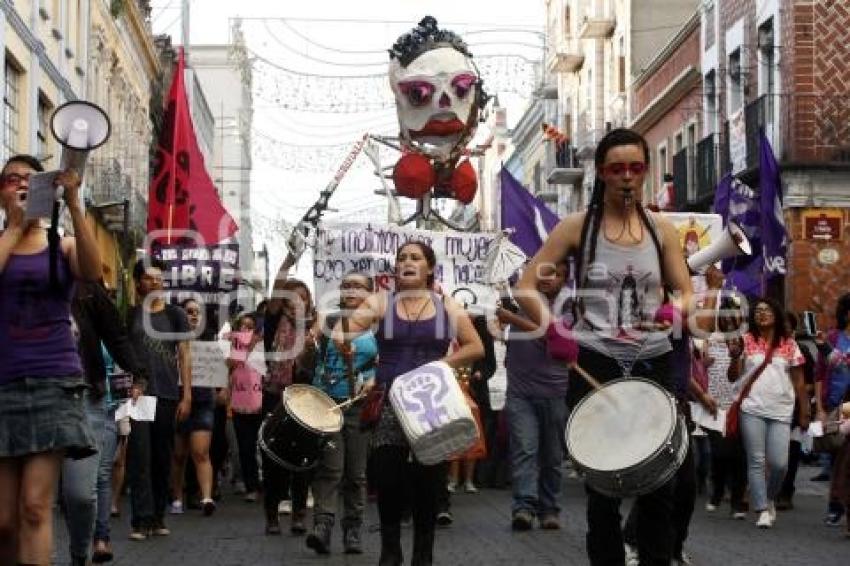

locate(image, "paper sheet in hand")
[[689, 402, 726, 435], [24, 171, 60, 220], [808, 421, 824, 438], [114, 396, 158, 422]]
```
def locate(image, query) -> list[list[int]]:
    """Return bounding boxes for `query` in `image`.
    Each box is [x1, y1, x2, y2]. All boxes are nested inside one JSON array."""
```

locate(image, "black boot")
[[306, 519, 332, 555], [411, 526, 435, 566], [378, 524, 403, 566]]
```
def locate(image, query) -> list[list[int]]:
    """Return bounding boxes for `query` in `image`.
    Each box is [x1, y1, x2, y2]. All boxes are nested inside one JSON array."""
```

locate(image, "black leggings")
[[371, 445, 445, 532]]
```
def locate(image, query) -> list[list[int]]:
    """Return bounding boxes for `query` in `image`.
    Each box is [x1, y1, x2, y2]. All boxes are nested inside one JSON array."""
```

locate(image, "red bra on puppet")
[[392, 152, 477, 204]]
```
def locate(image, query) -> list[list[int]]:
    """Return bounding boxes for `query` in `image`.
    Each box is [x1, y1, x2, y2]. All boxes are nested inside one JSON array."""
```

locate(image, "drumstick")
[[328, 391, 368, 412], [569, 363, 619, 408]]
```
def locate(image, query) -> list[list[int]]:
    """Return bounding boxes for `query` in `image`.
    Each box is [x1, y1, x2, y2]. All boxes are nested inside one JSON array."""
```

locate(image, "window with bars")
[[37, 93, 52, 160], [3, 60, 21, 162]]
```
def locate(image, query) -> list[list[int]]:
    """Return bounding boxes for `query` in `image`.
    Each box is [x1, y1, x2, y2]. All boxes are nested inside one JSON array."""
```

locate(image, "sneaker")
[[265, 514, 281, 535], [767, 501, 777, 524], [202, 498, 216, 517], [279, 500, 292, 515], [305, 522, 331, 555], [539, 514, 560, 530], [732, 511, 747, 520], [447, 481, 457, 493], [436, 511, 454, 527], [243, 491, 258, 503], [169, 500, 184, 515], [291, 512, 307, 535], [825, 511, 844, 526], [511, 509, 534, 531], [128, 529, 148, 541], [756, 510, 772, 528], [91, 540, 114, 563], [343, 528, 363, 554], [151, 520, 170, 536], [463, 481, 478, 493], [624, 543, 639, 566], [705, 502, 717, 512]]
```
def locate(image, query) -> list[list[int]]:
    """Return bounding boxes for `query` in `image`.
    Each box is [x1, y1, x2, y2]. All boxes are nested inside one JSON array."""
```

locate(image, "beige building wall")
[[546, 0, 698, 204]]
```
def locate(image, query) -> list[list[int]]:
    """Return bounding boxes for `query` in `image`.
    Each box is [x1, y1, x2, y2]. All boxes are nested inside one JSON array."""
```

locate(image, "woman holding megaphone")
[[0, 154, 102, 565]]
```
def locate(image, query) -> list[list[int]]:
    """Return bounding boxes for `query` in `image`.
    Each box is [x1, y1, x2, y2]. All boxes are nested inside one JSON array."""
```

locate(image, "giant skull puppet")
[[389, 17, 488, 206]]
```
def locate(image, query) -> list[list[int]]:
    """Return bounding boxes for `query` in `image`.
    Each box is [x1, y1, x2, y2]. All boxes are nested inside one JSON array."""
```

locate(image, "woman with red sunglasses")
[[516, 129, 693, 565]]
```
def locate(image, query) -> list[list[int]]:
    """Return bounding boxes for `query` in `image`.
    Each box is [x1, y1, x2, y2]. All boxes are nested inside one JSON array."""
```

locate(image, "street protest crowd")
[[1, 137, 850, 566]]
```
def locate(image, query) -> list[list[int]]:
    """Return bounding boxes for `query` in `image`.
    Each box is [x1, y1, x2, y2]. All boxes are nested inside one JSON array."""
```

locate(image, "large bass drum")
[[566, 378, 688, 498], [259, 384, 343, 472]]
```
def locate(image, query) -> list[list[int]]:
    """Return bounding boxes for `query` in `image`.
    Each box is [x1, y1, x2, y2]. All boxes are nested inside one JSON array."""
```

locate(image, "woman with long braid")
[[516, 128, 693, 565]]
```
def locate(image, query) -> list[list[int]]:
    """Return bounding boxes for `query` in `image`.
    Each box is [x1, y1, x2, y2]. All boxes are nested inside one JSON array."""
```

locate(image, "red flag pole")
[[166, 49, 186, 245]]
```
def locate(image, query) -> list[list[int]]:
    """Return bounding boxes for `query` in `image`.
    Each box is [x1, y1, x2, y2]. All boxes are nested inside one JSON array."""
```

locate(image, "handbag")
[[813, 407, 845, 453], [725, 347, 775, 439]]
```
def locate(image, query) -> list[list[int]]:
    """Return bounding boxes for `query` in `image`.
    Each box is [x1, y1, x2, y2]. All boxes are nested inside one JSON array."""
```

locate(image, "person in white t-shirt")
[[728, 297, 810, 529]]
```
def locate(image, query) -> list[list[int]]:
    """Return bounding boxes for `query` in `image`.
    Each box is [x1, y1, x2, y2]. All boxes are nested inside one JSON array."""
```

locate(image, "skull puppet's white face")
[[390, 47, 480, 161]]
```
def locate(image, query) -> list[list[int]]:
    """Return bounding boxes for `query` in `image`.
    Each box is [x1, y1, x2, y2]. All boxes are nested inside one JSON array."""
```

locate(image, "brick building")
[[630, 12, 707, 211], [704, 0, 850, 329]]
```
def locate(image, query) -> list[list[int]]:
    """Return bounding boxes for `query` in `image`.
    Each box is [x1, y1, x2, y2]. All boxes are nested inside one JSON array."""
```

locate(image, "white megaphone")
[[50, 100, 111, 176], [687, 220, 752, 274]]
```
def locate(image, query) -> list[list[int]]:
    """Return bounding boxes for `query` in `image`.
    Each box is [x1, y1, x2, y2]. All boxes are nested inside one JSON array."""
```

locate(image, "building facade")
[[85, 0, 158, 290], [544, 0, 700, 206], [474, 98, 514, 232], [1, 1, 158, 291], [705, 0, 850, 327], [631, 11, 706, 211]]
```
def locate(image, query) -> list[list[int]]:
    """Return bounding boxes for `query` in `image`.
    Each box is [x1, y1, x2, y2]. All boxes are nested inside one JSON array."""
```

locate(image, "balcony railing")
[[745, 94, 771, 169], [695, 133, 718, 203]]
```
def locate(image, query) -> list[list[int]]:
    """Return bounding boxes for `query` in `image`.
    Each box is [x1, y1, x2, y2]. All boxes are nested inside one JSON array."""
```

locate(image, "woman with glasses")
[[727, 297, 810, 529], [303, 272, 378, 556], [0, 155, 102, 565], [515, 129, 693, 565]]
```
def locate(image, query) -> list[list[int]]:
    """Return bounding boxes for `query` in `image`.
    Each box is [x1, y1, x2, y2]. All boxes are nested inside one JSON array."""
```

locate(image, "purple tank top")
[[375, 293, 453, 387], [0, 247, 82, 383]]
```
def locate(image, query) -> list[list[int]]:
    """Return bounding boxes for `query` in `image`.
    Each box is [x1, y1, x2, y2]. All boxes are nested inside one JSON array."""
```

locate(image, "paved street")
[[55, 464, 848, 566]]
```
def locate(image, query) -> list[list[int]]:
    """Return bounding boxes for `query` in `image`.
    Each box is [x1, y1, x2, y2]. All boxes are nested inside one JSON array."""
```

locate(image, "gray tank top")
[[573, 223, 672, 361]]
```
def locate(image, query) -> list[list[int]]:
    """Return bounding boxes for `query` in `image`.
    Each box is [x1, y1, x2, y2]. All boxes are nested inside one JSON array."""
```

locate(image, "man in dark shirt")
[[126, 258, 192, 539]]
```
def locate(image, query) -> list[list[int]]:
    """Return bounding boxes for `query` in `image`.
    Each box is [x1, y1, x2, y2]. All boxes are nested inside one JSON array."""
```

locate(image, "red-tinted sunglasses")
[[600, 162, 647, 176]]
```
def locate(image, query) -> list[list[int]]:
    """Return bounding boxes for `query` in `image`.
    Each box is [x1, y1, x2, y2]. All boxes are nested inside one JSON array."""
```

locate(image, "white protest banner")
[[663, 212, 724, 296], [313, 223, 498, 312], [189, 341, 230, 388]]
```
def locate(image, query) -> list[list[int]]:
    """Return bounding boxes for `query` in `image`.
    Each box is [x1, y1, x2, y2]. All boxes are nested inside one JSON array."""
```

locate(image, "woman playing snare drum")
[[516, 129, 693, 565], [337, 242, 483, 566]]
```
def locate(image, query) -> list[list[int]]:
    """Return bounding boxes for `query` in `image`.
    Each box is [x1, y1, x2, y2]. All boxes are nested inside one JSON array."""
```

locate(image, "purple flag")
[[759, 130, 788, 279], [720, 178, 763, 297], [499, 167, 560, 257], [712, 173, 733, 220]]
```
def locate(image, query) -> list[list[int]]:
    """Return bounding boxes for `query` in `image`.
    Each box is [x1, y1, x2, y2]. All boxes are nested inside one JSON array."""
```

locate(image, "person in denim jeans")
[[728, 297, 810, 529], [64, 281, 146, 564], [498, 261, 569, 531]]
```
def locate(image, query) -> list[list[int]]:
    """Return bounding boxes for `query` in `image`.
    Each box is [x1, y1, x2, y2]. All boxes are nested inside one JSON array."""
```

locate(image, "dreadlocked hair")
[[573, 128, 665, 293]]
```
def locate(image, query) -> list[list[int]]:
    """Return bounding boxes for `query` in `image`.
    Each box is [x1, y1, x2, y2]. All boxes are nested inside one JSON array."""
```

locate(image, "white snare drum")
[[566, 378, 688, 498], [389, 361, 478, 465]]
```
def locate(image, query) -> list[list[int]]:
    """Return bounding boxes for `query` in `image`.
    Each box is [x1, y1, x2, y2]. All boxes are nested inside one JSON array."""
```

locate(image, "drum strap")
[[341, 316, 358, 400]]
